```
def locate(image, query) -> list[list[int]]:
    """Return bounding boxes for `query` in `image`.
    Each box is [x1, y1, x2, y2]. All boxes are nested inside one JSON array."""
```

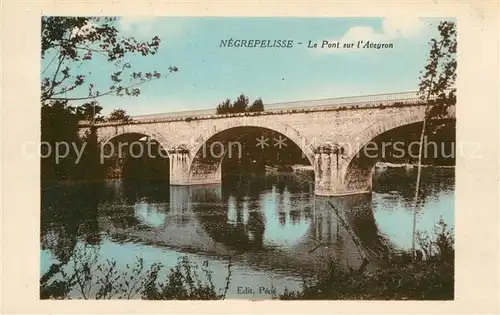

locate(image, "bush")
[[278, 219, 454, 300], [40, 246, 233, 300]]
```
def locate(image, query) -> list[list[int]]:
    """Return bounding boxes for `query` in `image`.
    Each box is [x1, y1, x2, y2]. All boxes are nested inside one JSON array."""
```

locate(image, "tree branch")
[[46, 52, 67, 98], [55, 43, 110, 58], [47, 78, 160, 102], [49, 82, 82, 98], [41, 52, 59, 75]]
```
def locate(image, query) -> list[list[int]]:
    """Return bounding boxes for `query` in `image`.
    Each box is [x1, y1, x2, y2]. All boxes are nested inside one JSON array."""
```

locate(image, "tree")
[[41, 101, 83, 180], [248, 98, 264, 112], [75, 101, 105, 122], [41, 17, 178, 104], [232, 94, 249, 113], [108, 109, 132, 122], [40, 17, 176, 181], [412, 20, 457, 254], [215, 95, 265, 114], [216, 99, 233, 114]]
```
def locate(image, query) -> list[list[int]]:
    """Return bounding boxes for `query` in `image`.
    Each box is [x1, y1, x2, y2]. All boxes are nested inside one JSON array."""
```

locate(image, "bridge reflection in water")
[[99, 176, 392, 275], [41, 168, 454, 298]]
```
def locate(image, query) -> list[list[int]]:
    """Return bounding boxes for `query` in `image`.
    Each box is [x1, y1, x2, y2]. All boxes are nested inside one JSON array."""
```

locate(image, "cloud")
[[119, 17, 157, 35], [118, 17, 189, 39], [317, 16, 428, 54]]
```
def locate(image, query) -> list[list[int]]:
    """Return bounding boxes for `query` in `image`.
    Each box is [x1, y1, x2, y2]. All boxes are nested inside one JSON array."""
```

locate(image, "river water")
[[40, 166, 455, 299]]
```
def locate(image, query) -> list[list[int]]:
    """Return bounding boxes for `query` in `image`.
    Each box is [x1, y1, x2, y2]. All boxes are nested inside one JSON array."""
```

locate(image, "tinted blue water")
[[40, 167, 454, 299]]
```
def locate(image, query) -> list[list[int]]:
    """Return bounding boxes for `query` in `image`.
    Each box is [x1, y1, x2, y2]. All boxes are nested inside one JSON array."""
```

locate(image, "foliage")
[[216, 99, 233, 114], [75, 101, 106, 122], [41, 16, 178, 103], [279, 219, 454, 300], [232, 94, 249, 112], [412, 20, 456, 253], [41, 245, 162, 299], [418, 21, 457, 119], [41, 101, 106, 181], [108, 109, 132, 122], [40, 17, 175, 181], [41, 247, 233, 300], [249, 98, 265, 112], [216, 94, 265, 114], [141, 256, 233, 300]]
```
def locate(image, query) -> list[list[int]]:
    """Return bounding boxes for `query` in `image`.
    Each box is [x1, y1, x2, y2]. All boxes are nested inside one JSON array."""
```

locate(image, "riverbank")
[[280, 163, 455, 174], [375, 162, 455, 169]]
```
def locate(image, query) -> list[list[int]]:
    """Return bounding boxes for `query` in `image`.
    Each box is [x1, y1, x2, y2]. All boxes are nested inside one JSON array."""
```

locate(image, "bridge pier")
[[169, 147, 222, 186], [188, 158, 222, 185], [313, 148, 372, 197], [169, 148, 191, 185]]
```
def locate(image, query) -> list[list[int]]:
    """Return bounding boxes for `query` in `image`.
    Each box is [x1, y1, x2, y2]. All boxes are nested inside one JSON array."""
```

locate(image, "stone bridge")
[[78, 91, 455, 196]]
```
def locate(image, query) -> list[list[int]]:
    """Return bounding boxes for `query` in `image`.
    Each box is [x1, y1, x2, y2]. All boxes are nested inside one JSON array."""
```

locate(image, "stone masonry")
[[78, 93, 456, 196]]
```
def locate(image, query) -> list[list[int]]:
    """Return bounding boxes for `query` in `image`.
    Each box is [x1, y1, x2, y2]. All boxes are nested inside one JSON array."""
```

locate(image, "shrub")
[[278, 219, 454, 300], [40, 246, 233, 300]]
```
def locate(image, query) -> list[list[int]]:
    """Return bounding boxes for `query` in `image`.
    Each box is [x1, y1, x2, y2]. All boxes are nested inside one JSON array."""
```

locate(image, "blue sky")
[[46, 17, 445, 116]]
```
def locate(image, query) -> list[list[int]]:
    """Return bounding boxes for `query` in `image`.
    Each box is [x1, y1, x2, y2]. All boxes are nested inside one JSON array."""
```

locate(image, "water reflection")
[[371, 167, 455, 250], [41, 167, 455, 289], [134, 202, 167, 228]]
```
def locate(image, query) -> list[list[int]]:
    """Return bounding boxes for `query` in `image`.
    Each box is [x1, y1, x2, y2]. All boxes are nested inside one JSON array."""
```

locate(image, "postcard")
[[1, 2, 499, 314]]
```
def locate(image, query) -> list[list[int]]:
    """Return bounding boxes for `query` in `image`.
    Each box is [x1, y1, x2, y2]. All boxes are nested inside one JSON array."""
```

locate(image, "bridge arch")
[[97, 126, 173, 181], [186, 120, 315, 185], [98, 124, 174, 152], [189, 119, 315, 165], [340, 115, 455, 193], [343, 113, 425, 170]]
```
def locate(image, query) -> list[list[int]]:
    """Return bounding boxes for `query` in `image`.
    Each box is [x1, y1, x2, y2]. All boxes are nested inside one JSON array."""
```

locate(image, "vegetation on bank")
[[41, 17, 175, 182], [40, 253, 234, 300], [40, 220, 454, 300], [280, 220, 454, 300], [411, 19, 456, 255]]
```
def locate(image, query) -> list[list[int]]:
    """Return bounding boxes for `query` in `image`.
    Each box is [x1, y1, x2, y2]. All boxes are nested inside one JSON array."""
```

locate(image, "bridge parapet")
[[78, 90, 451, 127], [265, 91, 423, 112]]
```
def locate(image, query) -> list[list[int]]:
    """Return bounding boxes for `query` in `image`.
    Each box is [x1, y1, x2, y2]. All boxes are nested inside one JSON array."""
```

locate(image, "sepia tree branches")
[[41, 17, 178, 104]]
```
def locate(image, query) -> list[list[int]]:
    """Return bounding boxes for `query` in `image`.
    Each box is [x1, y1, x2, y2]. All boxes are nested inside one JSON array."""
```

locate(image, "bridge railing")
[[265, 91, 424, 112]]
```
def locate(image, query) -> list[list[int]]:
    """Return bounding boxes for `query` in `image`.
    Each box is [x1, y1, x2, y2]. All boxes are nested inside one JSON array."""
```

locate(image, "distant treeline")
[[216, 94, 264, 114]]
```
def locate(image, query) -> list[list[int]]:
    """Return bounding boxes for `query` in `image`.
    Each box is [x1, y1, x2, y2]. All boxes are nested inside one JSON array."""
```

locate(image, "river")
[[40, 166, 454, 299]]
